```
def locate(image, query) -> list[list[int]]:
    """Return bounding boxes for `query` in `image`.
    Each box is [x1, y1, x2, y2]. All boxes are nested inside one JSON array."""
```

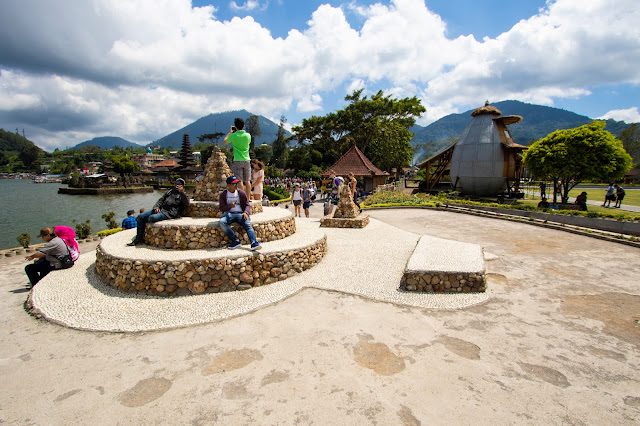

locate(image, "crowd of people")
[[24, 117, 367, 287]]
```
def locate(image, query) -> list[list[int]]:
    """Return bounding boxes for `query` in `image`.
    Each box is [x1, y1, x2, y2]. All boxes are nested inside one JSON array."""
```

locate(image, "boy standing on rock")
[[224, 118, 252, 192]]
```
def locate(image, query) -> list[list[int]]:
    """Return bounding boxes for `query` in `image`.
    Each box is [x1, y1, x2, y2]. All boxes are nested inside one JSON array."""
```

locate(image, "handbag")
[[57, 242, 75, 269]]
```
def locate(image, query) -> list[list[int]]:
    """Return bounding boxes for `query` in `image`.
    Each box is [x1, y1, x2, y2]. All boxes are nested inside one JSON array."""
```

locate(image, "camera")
[[231, 126, 237, 132]]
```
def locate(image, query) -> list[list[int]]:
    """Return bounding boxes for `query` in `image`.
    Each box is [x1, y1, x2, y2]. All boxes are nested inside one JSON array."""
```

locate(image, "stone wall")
[[401, 272, 486, 293], [144, 216, 296, 249], [95, 237, 327, 296], [185, 200, 263, 218]]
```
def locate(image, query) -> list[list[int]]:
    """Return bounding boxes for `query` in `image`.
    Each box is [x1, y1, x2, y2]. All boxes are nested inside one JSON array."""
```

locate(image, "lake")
[[0, 179, 164, 250]]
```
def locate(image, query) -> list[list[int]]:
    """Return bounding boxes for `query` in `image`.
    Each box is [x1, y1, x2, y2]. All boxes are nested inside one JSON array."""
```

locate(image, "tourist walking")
[[224, 118, 251, 192], [302, 183, 311, 218], [291, 183, 303, 217], [614, 184, 625, 208], [128, 178, 190, 246], [121, 210, 136, 229], [250, 159, 265, 201], [602, 183, 615, 207], [25, 227, 72, 287], [219, 176, 262, 250]]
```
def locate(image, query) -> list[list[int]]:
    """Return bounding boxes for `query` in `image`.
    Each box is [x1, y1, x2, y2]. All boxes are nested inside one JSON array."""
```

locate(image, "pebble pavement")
[[29, 211, 490, 332]]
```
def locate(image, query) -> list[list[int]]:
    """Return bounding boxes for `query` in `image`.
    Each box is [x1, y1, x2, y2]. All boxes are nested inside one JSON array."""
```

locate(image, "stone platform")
[[320, 212, 370, 228], [145, 207, 295, 249], [96, 218, 326, 296], [185, 199, 263, 218], [401, 235, 486, 293]]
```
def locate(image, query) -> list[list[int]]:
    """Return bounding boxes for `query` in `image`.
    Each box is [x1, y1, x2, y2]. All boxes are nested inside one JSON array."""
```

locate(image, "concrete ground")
[[1, 202, 639, 424]]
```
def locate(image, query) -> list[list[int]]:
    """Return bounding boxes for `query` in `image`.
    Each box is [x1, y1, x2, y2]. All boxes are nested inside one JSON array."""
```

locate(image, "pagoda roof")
[[321, 144, 389, 177]]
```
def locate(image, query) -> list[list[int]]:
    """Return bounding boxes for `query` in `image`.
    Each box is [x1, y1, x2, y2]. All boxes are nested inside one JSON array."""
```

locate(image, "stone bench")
[[185, 199, 263, 218], [96, 220, 327, 297], [401, 235, 486, 293], [145, 207, 295, 249]]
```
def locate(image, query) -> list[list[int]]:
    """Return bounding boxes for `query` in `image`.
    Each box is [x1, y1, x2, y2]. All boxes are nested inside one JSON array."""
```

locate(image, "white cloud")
[[598, 107, 640, 123], [0, 0, 639, 149]]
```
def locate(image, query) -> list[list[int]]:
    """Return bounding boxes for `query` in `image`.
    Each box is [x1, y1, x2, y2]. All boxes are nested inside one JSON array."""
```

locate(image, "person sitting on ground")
[[219, 176, 262, 250], [25, 227, 72, 287], [614, 184, 625, 208], [121, 210, 136, 229], [575, 191, 588, 211], [537, 197, 550, 208], [602, 183, 615, 207], [128, 178, 190, 246]]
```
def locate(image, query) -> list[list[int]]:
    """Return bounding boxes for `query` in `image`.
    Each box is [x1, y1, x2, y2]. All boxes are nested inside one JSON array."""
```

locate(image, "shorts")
[[293, 200, 302, 206], [606, 194, 616, 201], [303, 201, 310, 209], [231, 161, 251, 182], [252, 192, 263, 200], [616, 194, 625, 201]]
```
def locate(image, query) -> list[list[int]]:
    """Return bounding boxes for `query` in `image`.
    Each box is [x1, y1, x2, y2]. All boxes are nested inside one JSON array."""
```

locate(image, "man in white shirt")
[[218, 176, 262, 250]]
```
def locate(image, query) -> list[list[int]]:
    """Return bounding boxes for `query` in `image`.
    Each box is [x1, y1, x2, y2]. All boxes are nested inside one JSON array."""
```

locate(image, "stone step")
[[145, 207, 295, 249], [96, 219, 327, 296], [401, 235, 486, 293]]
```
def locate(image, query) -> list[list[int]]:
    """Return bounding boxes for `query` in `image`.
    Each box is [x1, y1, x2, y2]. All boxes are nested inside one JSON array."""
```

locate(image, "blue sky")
[[1, 0, 639, 151]]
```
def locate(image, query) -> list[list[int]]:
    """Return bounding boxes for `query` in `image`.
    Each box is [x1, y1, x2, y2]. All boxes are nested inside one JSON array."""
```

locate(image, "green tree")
[[112, 155, 138, 176], [254, 143, 273, 165], [619, 123, 640, 166], [19, 144, 41, 169], [244, 115, 262, 154], [523, 121, 633, 203], [272, 115, 288, 168], [291, 89, 425, 172]]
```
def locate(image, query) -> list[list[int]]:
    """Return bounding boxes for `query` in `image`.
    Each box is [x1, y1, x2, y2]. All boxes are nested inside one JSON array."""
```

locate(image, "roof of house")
[[151, 160, 179, 168], [321, 144, 389, 177]]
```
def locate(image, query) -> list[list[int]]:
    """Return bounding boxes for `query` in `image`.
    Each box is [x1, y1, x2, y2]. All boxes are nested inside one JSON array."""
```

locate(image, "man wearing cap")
[[218, 175, 262, 250], [25, 227, 69, 286], [128, 178, 190, 246]]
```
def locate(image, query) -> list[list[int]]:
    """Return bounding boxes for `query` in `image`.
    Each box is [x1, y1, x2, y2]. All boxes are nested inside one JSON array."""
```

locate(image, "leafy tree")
[[0, 151, 8, 166], [112, 155, 138, 176], [244, 115, 262, 154], [198, 132, 224, 145], [254, 143, 273, 165], [619, 123, 640, 166], [291, 89, 425, 172], [272, 115, 288, 168], [101, 212, 118, 229], [523, 121, 632, 203], [19, 144, 41, 169]]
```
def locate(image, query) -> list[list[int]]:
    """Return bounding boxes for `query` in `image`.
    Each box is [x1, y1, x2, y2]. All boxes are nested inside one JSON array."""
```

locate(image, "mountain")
[[150, 110, 287, 148], [411, 100, 634, 162], [0, 128, 41, 154], [73, 136, 142, 150]]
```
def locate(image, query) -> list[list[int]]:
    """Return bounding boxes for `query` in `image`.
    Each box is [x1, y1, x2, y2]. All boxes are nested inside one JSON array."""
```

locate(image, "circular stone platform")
[[145, 207, 295, 249], [96, 217, 326, 296], [185, 199, 263, 218]]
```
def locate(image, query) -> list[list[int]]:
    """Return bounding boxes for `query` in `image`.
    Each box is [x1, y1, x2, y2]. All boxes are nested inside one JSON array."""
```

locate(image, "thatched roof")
[[471, 104, 502, 117], [321, 144, 388, 177]]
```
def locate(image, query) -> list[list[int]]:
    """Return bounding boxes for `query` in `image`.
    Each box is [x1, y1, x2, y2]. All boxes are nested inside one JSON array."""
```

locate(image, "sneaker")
[[250, 242, 262, 251], [228, 241, 241, 250]]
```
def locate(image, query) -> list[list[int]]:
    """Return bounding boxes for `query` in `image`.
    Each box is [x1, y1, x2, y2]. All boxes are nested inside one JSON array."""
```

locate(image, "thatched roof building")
[[321, 144, 389, 192]]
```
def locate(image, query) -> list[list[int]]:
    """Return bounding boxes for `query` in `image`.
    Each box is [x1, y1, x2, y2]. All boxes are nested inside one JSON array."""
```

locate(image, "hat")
[[175, 178, 185, 186], [226, 176, 241, 184], [38, 227, 53, 238], [295, 182, 300, 186]]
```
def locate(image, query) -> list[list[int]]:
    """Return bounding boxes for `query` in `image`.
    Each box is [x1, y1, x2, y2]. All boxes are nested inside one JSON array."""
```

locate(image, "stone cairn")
[[185, 146, 262, 218], [320, 184, 369, 228]]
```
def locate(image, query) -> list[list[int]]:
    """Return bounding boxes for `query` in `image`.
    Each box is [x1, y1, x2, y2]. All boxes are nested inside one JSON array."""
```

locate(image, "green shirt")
[[227, 130, 251, 161]]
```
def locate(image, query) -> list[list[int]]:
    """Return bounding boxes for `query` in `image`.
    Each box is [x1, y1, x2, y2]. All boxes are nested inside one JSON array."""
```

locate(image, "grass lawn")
[[517, 199, 639, 221], [567, 188, 640, 207]]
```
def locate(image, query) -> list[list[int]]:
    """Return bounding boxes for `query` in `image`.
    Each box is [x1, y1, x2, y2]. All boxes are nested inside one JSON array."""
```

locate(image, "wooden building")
[[321, 144, 389, 192]]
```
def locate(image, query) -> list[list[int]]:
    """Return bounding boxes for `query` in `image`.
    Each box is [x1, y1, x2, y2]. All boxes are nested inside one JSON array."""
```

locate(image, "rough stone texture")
[[185, 200, 263, 218], [320, 184, 369, 228], [400, 271, 486, 293], [192, 146, 233, 201], [144, 214, 296, 249], [95, 237, 327, 296]]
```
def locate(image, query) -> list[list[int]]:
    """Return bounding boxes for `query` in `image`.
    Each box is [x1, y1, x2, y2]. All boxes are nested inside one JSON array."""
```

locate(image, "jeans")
[[25, 258, 55, 285], [219, 212, 258, 244], [135, 210, 168, 242]]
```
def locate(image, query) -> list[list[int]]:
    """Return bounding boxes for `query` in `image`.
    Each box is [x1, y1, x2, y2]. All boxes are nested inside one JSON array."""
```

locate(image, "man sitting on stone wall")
[[218, 176, 262, 250]]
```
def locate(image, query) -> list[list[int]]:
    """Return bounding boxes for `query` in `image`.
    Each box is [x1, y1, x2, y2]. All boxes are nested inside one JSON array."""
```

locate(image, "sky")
[[1, 0, 639, 151]]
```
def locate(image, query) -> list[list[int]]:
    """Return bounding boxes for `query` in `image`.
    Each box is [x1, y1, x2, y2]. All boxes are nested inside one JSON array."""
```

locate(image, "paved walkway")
[[1, 204, 639, 424]]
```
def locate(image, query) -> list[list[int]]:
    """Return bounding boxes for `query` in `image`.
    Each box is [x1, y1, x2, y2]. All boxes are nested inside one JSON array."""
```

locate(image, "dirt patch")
[[518, 362, 570, 388], [353, 334, 405, 376], [435, 335, 481, 360], [561, 293, 640, 347], [512, 239, 562, 255], [486, 273, 509, 286], [397, 405, 421, 425], [202, 348, 263, 376], [261, 370, 290, 387], [118, 377, 172, 407]]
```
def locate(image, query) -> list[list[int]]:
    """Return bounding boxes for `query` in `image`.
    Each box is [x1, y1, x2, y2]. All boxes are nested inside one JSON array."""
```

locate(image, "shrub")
[[74, 219, 92, 239], [102, 211, 118, 229], [264, 185, 289, 200], [97, 228, 122, 237], [16, 233, 31, 248]]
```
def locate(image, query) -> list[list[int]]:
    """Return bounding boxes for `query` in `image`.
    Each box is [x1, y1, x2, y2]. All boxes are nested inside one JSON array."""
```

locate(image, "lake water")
[[0, 179, 164, 250]]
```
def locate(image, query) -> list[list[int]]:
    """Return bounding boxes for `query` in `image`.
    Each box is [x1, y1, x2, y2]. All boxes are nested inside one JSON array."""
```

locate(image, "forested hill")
[[411, 100, 632, 144], [0, 128, 41, 154], [151, 110, 286, 148], [73, 136, 142, 150], [410, 100, 633, 162]]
